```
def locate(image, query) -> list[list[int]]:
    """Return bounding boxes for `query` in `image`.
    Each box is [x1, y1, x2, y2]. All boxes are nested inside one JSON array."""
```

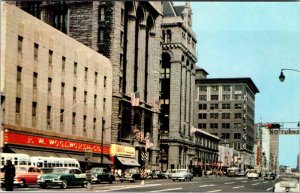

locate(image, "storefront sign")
[[269, 129, 299, 135], [110, 144, 135, 157], [4, 131, 110, 154]]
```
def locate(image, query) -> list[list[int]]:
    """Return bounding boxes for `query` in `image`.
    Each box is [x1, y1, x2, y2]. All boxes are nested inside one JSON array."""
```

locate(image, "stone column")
[[186, 69, 191, 137], [126, 14, 136, 95], [138, 23, 146, 101], [181, 66, 187, 135], [169, 145, 179, 169]]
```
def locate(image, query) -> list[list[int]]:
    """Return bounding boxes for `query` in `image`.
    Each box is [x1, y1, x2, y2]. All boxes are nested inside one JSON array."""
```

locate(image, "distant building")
[[0, 2, 113, 166], [194, 70, 259, 170]]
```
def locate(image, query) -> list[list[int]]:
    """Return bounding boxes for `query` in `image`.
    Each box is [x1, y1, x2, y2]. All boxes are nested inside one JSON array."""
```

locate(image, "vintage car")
[[273, 175, 299, 192], [164, 169, 177, 179], [0, 166, 42, 188], [90, 167, 115, 184], [37, 167, 87, 189], [247, 169, 259, 179], [264, 172, 276, 180], [171, 169, 193, 182], [120, 168, 141, 183]]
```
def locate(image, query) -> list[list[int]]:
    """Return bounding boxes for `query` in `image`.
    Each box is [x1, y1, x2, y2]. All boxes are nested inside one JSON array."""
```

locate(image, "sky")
[[184, 2, 300, 168]]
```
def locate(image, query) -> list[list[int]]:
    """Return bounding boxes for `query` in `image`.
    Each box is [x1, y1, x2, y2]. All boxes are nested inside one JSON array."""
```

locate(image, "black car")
[[264, 172, 276, 180], [91, 168, 115, 184]]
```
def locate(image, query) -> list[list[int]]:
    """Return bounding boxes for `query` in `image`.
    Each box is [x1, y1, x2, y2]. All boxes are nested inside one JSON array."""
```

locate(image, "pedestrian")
[[204, 170, 208, 178], [1, 160, 16, 191], [117, 168, 122, 177]]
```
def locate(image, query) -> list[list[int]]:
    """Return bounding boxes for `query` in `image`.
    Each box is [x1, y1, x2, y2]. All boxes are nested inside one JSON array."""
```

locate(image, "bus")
[[0, 153, 79, 168]]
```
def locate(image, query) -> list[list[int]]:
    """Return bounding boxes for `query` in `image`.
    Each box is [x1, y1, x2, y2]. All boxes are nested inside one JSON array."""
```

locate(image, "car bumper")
[[171, 177, 185, 180], [37, 179, 64, 187]]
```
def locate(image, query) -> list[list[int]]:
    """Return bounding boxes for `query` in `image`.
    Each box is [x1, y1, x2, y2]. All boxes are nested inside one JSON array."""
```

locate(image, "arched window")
[[167, 30, 172, 43]]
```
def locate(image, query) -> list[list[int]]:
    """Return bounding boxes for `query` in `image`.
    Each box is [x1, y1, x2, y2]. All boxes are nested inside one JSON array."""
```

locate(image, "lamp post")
[[279, 68, 300, 82]]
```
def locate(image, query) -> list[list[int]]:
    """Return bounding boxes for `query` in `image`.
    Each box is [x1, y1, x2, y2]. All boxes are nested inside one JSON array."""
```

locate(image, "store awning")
[[116, 157, 140, 167], [56, 153, 70, 158], [11, 148, 58, 157], [67, 154, 86, 162], [89, 156, 112, 165]]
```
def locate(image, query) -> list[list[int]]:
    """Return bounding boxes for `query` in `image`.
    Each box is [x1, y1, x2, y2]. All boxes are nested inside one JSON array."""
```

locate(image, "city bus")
[[0, 153, 30, 167]]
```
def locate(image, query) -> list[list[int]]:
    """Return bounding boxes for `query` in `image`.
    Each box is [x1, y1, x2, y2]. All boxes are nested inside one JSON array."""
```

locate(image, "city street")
[[7, 176, 276, 192]]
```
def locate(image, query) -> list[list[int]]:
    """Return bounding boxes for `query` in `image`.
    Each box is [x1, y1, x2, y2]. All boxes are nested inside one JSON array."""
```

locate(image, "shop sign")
[[4, 131, 110, 154], [110, 144, 135, 157]]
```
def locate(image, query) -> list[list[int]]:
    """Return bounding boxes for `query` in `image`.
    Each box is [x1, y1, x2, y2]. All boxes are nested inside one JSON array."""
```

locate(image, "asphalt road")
[[2, 176, 276, 192]]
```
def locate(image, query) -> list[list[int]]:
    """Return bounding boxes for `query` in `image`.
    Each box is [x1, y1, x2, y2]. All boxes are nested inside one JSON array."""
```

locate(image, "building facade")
[[16, 1, 163, 168], [194, 70, 259, 170], [1, 2, 113, 166]]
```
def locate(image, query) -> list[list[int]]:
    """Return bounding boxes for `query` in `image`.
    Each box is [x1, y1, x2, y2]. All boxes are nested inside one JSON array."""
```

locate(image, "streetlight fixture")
[[279, 68, 300, 82]]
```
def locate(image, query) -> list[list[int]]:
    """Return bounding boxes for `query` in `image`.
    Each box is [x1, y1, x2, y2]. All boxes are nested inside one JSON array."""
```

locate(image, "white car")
[[171, 169, 193, 182], [247, 170, 259, 179], [273, 175, 299, 192]]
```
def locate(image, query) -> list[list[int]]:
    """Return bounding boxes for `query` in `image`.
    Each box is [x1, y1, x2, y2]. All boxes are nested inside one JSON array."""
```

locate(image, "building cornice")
[[162, 42, 197, 63]]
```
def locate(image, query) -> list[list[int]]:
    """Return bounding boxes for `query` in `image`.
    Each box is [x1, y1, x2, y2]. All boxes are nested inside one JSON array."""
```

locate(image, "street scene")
[[0, 1, 299, 192]]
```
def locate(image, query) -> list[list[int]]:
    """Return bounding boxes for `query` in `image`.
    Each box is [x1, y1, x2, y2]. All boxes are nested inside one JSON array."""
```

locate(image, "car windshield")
[[16, 167, 28, 172], [176, 170, 187, 173], [52, 168, 70, 174], [91, 168, 106, 173], [41, 168, 54, 174]]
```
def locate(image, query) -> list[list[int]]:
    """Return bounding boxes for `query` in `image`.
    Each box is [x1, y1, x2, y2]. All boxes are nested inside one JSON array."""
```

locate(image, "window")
[[210, 113, 218, 119], [210, 103, 218, 110], [211, 95, 218, 101], [32, 102, 37, 117], [222, 103, 230, 109], [16, 98, 21, 113], [222, 113, 230, 119], [234, 123, 242, 129], [93, 118, 97, 130], [211, 86, 218, 91], [60, 109, 64, 123], [49, 50, 53, 65], [83, 115, 87, 128], [98, 6, 105, 21], [235, 94, 243, 100], [199, 86, 207, 91], [94, 95, 97, 108], [120, 31, 124, 47], [234, 113, 242, 119], [235, 103, 242, 109], [221, 133, 230, 139], [62, 56, 66, 71], [223, 94, 230, 100], [84, 91, 87, 104], [48, 78, 52, 92], [72, 113, 76, 125], [74, 62, 77, 76], [33, 72, 38, 88], [223, 85, 231, 91], [47, 106, 51, 121], [198, 113, 207, 119], [198, 123, 206, 129], [210, 123, 218, 129], [199, 95, 207, 101], [102, 118, 106, 131], [98, 29, 104, 43], [222, 123, 230, 129], [34, 43, 39, 59], [234, 133, 241, 139], [61, 83, 65, 97], [95, 72, 98, 85], [104, 76, 107, 88], [198, 104, 207, 110], [18, 36, 23, 51], [235, 85, 243, 91], [73, 87, 77, 100], [103, 98, 106, 110], [17, 66, 22, 83], [234, 142, 241, 150], [166, 30, 172, 43], [85, 67, 88, 81], [121, 8, 124, 25]]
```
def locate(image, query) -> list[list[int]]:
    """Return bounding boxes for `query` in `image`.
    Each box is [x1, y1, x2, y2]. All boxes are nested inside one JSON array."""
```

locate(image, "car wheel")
[[96, 179, 101, 184], [172, 179, 175, 182], [109, 178, 113, 184], [120, 180, 124, 183], [61, 180, 68, 189], [189, 177, 192, 181], [81, 183, 85, 188], [19, 179, 27, 188], [40, 184, 48, 189], [184, 177, 187, 182]]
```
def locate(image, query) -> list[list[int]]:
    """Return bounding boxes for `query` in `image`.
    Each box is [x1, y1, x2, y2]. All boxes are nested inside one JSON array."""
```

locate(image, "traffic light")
[[266, 123, 280, 129]]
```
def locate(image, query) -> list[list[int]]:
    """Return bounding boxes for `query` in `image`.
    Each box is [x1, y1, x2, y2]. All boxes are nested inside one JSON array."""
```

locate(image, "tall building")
[[194, 69, 259, 170], [1, 2, 113, 166], [17, 1, 163, 168]]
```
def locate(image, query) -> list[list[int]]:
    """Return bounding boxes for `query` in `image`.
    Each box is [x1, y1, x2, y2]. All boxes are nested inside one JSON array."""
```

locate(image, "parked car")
[[37, 167, 87, 189], [164, 169, 177, 179], [247, 169, 259, 179], [273, 175, 299, 192], [171, 169, 193, 182], [148, 170, 165, 179], [264, 172, 276, 180], [120, 168, 141, 183], [91, 167, 115, 184]]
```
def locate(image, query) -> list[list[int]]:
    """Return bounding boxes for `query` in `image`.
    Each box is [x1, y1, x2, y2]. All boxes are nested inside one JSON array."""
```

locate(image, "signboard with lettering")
[[4, 131, 110, 154], [269, 129, 299, 135], [110, 144, 135, 158]]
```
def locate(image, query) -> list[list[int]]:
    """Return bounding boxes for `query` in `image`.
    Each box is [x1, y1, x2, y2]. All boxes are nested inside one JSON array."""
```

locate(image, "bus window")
[[64, 163, 67, 167], [71, 163, 75, 167], [1, 157, 5, 165], [37, 161, 43, 168], [14, 157, 18, 165], [59, 163, 63, 167]]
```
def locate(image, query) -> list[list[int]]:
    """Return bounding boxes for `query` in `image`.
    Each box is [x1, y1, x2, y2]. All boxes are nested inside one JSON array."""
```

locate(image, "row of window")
[[199, 85, 243, 92], [194, 137, 218, 150], [198, 94, 244, 101], [198, 113, 242, 119], [197, 123, 243, 129], [210, 133, 242, 140], [198, 103, 243, 110]]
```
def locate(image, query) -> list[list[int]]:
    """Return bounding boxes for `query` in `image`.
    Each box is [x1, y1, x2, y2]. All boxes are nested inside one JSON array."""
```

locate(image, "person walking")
[[2, 160, 16, 191]]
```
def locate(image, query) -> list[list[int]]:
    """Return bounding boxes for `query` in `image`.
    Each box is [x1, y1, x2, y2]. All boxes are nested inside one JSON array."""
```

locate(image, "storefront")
[[2, 128, 112, 168], [110, 144, 140, 170]]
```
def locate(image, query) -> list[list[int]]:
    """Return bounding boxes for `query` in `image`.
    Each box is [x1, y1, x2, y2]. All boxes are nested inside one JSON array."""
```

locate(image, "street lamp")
[[279, 68, 300, 82]]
